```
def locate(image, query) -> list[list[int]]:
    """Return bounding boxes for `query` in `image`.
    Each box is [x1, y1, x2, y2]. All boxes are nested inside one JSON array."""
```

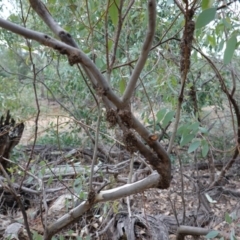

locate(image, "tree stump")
[[0, 111, 24, 171]]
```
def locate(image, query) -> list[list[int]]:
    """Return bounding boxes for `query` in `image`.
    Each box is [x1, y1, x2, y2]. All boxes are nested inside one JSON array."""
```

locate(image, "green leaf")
[[109, 0, 120, 27], [167, 0, 174, 5], [201, 0, 214, 10], [108, 39, 113, 51], [218, 39, 225, 51], [156, 108, 167, 122], [188, 140, 201, 153], [207, 35, 216, 47], [180, 134, 195, 147], [119, 79, 126, 95], [206, 230, 219, 238], [224, 35, 237, 64], [223, 17, 232, 29], [196, 8, 216, 29], [188, 122, 199, 134], [199, 127, 208, 134], [162, 110, 175, 128], [95, 58, 104, 69], [201, 140, 209, 157], [225, 212, 233, 224], [177, 124, 189, 135], [47, 176, 54, 185]]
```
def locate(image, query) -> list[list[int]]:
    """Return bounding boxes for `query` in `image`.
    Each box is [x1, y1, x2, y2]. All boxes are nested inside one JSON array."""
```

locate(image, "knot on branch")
[[106, 109, 117, 127], [119, 109, 133, 128], [68, 53, 81, 65], [123, 130, 137, 153], [96, 86, 107, 96]]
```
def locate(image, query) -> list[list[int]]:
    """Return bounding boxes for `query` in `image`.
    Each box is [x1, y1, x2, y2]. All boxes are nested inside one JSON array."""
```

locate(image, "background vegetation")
[[0, 0, 240, 239]]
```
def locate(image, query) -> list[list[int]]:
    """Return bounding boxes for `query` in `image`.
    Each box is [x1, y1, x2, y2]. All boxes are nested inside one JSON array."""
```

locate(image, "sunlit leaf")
[[207, 35, 216, 47], [167, 0, 174, 5], [201, 0, 214, 10], [119, 79, 126, 95], [196, 8, 216, 29], [224, 35, 237, 64], [109, 0, 120, 27], [223, 17, 232, 29], [108, 39, 113, 51]]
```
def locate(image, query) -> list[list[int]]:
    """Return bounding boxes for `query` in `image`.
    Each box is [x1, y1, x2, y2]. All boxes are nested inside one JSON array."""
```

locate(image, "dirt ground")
[[20, 99, 74, 145]]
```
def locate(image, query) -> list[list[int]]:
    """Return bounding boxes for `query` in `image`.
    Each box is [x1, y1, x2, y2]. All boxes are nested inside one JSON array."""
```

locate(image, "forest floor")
[[1, 100, 240, 239]]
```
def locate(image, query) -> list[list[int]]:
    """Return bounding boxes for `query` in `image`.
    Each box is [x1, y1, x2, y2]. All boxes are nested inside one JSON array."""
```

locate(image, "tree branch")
[[122, 0, 156, 105], [0, 18, 123, 109], [44, 172, 161, 239], [29, 0, 79, 48]]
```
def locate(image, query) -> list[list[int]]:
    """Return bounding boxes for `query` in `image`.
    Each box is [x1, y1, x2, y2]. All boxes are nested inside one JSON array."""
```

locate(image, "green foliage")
[[206, 212, 238, 239], [201, 0, 214, 10], [205, 230, 219, 239], [109, 0, 120, 27], [195, 8, 216, 29], [177, 121, 209, 156], [188, 140, 201, 153], [156, 109, 175, 128], [201, 140, 209, 157], [32, 231, 43, 240], [224, 35, 237, 64], [36, 128, 83, 147]]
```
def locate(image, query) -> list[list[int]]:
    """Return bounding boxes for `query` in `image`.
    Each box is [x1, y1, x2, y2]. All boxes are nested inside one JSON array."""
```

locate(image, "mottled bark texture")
[[0, 111, 24, 171]]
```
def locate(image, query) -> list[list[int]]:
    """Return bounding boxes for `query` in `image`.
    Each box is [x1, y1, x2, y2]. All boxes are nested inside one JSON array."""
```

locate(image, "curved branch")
[[29, 0, 79, 48], [44, 173, 161, 239], [122, 0, 156, 105]]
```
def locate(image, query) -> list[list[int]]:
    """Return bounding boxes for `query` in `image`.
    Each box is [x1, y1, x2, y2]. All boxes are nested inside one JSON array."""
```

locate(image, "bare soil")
[[20, 99, 74, 145]]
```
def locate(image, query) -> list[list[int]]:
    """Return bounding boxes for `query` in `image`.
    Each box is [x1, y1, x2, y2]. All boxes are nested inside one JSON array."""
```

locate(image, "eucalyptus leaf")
[[205, 230, 219, 238], [119, 79, 126, 95], [225, 212, 233, 224], [162, 110, 175, 128], [180, 133, 195, 147], [196, 8, 216, 29], [109, 0, 120, 27], [156, 109, 167, 123], [201, 0, 214, 10], [201, 140, 209, 157], [188, 140, 201, 153], [224, 35, 237, 64]]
